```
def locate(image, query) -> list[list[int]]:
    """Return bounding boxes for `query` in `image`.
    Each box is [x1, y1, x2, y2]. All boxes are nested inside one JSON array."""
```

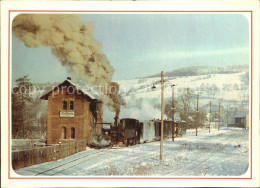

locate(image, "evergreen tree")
[[12, 75, 33, 138]]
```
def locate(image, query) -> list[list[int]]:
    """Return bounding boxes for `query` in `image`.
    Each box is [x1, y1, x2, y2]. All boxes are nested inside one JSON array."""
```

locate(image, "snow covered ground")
[[15, 127, 249, 176], [117, 72, 248, 102]]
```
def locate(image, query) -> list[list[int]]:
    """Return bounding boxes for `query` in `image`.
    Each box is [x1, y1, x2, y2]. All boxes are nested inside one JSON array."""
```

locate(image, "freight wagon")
[[109, 118, 184, 146], [140, 120, 180, 143]]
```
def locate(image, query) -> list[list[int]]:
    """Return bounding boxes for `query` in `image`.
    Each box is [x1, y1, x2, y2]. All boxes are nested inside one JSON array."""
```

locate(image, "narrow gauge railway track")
[[35, 147, 147, 176], [35, 150, 105, 176], [36, 145, 176, 176], [78, 150, 161, 176], [47, 148, 150, 176], [51, 149, 153, 176], [41, 148, 159, 176]]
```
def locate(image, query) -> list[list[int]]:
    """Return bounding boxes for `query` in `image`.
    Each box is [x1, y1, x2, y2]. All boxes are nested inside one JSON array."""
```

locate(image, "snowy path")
[[15, 127, 249, 176]]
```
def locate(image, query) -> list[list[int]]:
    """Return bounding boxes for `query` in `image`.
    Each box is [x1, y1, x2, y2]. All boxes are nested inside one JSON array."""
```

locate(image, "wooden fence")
[[12, 139, 86, 170]]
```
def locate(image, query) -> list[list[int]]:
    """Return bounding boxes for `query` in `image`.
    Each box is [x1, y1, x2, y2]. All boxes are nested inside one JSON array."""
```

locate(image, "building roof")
[[233, 110, 249, 118], [40, 78, 102, 101]]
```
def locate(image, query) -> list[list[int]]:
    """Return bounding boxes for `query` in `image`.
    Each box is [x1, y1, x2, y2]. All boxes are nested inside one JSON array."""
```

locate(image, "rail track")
[[35, 150, 105, 176], [35, 146, 160, 176]]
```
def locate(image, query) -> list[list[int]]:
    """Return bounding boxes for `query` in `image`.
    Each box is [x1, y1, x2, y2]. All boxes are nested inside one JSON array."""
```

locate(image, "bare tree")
[[165, 99, 178, 119], [211, 84, 220, 101], [176, 88, 194, 128]]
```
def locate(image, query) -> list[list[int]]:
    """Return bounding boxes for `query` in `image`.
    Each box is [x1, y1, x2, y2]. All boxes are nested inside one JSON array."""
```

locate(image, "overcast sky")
[[12, 13, 249, 84]]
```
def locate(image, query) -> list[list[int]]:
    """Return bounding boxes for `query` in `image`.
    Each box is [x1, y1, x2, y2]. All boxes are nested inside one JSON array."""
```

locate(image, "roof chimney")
[[67, 77, 71, 80]]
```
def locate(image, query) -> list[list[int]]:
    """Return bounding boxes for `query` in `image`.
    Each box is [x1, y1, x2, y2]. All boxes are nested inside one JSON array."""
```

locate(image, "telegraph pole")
[[218, 103, 220, 131], [160, 71, 164, 160], [209, 101, 211, 133], [196, 94, 199, 136], [172, 84, 176, 141]]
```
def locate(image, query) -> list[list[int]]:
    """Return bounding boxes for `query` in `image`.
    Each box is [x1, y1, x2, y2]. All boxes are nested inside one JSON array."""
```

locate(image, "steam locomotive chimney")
[[114, 115, 119, 126]]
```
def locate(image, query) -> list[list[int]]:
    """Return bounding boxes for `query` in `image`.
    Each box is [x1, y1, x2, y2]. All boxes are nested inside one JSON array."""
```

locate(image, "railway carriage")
[[109, 118, 184, 146]]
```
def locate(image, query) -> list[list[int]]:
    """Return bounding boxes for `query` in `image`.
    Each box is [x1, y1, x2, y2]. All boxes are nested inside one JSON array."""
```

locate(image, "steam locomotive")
[[105, 118, 183, 146]]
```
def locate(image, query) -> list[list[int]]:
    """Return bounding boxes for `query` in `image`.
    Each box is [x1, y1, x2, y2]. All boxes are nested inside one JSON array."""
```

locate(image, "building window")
[[71, 127, 75, 139], [70, 101, 74, 110], [61, 127, 67, 139], [63, 101, 67, 110]]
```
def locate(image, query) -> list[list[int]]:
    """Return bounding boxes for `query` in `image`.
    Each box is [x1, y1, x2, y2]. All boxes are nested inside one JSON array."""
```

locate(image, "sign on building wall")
[[60, 111, 75, 117]]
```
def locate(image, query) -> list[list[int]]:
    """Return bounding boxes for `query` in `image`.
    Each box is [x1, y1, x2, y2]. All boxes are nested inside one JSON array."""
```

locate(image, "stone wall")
[[12, 139, 86, 170]]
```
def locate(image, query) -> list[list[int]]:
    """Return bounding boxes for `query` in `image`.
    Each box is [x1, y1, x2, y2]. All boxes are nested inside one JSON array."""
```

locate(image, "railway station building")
[[40, 77, 103, 145]]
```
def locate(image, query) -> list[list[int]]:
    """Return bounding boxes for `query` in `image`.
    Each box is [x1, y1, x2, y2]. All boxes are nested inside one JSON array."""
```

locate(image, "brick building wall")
[[43, 80, 103, 145]]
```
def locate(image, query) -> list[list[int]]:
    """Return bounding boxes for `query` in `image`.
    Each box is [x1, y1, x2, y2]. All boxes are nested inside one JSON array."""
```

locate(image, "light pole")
[[152, 72, 175, 160], [152, 72, 165, 160], [171, 84, 176, 141]]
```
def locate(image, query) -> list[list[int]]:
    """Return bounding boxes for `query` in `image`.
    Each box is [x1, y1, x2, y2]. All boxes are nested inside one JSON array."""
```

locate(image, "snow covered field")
[[15, 127, 249, 176], [101, 71, 249, 122]]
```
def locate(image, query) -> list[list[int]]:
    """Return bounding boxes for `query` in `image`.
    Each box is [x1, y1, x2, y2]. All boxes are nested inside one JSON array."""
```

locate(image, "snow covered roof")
[[233, 110, 249, 118], [40, 78, 102, 101]]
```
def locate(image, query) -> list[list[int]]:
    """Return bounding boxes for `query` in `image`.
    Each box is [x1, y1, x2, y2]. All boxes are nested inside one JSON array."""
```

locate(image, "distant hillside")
[[147, 65, 248, 78]]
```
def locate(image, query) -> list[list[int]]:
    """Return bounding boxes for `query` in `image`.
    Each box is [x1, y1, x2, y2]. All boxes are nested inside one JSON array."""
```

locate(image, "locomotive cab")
[[118, 118, 141, 146]]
